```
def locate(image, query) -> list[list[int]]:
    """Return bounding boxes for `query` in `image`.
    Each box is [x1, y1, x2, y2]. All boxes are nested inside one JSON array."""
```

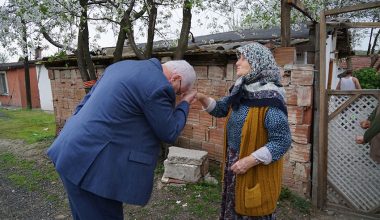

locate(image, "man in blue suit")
[[47, 58, 197, 219]]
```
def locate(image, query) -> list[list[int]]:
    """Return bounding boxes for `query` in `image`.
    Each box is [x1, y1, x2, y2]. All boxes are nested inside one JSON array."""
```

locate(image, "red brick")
[[199, 111, 213, 126], [290, 124, 311, 144], [287, 106, 304, 125], [197, 79, 213, 95], [208, 66, 225, 80], [289, 143, 311, 163], [285, 86, 297, 105], [177, 136, 190, 148], [187, 111, 199, 125], [189, 139, 202, 150], [291, 69, 314, 86], [193, 124, 207, 141], [226, 64, 234, 80], [181, 124, 193, 138], [216, 117, 227, 129], [296, 86, 313, 107], [208, 127, 224, 145], [274, 47, 296, 66], [194, 66, 208, 79], [302, 107, 313, 125]]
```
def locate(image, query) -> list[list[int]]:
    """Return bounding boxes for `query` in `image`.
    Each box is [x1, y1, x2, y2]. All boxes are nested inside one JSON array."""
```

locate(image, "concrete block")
[[163, 160, 201, 183]]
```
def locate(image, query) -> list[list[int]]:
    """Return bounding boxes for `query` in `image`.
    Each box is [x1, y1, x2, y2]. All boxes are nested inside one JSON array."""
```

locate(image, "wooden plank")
[[326, 203, 380, 218], [287, 0, 316, 21], [317, 11, 327, 209], [325, 2, 380, 16], [327, 59, 333, 89], [328, 94, 360, 121], [311, 23, 320, 207], [328, 90, 380, 95], [327, 22, 380, 29], [281, 0, 291, 47]]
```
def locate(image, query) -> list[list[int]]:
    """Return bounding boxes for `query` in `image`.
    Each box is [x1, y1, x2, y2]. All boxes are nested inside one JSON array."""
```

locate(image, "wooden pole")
[[281, 0, 291, 47], [317, 11, 328, 209], [311, 22, 320, 207]]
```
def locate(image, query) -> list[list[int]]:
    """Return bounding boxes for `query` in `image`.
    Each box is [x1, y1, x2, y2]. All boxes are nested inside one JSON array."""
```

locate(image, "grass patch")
[[280, 187, 311, 214], [163, 161, 222, 219], [0, 108, 56, 143], [0, 152, 59, 191]]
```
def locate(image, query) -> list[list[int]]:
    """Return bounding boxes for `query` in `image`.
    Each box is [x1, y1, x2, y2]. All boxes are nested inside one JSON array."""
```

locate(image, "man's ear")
[[172, 73, 182, 81]]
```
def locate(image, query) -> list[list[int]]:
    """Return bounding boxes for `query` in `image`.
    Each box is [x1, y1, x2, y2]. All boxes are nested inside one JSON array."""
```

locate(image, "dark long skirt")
[[219, 148, 276, 220]]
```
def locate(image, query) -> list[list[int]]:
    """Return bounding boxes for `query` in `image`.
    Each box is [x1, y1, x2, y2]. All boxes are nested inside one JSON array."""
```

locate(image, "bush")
[[353, 67, 380, 89]]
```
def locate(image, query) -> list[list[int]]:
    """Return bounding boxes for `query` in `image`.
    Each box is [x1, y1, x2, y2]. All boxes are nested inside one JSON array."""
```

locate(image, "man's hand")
[[355, 135, 364, 144], [231, 156, 258, 175], [181, 90, 197, 104], [360, 120, 370, 129]]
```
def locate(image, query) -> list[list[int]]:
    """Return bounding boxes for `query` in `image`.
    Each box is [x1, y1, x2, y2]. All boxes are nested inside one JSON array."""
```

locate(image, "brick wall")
[[48, 67, 105, 132], [48, 55, 314, 198], [340, 55, 380, 71]]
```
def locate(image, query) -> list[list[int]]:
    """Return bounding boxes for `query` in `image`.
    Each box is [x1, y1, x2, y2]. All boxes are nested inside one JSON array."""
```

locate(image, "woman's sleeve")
[[263, 107, 292, 161], [207, 96, 232, 118]]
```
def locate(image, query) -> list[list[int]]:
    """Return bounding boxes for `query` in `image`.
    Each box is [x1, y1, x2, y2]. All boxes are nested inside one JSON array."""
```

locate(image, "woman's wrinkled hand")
[[231, 156, 256, 175]]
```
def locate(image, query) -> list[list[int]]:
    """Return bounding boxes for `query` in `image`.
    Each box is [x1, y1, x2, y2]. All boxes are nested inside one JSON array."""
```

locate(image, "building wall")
[[48, 52, 313, 197], [339, 55, 380, 71], [0, 67, 40, 108], [37, 65, 54, 111], [0, 69, 22, 106]]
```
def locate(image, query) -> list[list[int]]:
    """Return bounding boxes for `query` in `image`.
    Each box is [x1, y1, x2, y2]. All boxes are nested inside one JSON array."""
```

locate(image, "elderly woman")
[[197, 42, 291, 219]]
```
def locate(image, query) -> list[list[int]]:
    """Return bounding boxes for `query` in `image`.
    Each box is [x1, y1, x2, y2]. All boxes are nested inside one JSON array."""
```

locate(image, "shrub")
[[353, 67, 380, 89]]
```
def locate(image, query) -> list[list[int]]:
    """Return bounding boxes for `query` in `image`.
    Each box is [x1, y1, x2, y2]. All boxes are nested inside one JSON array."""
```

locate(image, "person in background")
[[356, 102, 380, 164], [47, 58, 197, 219], [197, 42, 291, 219], [336, 69, 362, 90]]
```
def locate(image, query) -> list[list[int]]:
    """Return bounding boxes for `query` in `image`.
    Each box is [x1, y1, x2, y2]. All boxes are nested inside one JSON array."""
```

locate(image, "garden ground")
[[0, 108, 366, 219]]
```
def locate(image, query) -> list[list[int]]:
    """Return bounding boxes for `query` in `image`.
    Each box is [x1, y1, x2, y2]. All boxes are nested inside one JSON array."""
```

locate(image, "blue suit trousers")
[[60, 175, 123, 220]]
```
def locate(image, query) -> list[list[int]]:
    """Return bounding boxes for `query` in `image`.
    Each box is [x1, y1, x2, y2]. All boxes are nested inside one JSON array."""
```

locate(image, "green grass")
[[163, 161, 222, 219], [279, 187, 311, 214], [0, 108, 56, 143], [0, 152, 59, 191]]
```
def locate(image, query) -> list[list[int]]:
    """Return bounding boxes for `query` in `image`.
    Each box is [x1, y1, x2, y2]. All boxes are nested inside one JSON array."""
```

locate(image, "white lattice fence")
[[327, 94, 380, 214]]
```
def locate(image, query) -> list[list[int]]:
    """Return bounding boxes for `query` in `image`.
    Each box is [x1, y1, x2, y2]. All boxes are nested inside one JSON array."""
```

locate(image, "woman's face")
[[236, 54, 251, 76]]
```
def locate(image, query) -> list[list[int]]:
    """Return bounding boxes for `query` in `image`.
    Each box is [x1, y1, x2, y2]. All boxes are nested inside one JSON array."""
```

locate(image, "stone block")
[[163, 160, 201, 183], [166, 146, 208, 166]]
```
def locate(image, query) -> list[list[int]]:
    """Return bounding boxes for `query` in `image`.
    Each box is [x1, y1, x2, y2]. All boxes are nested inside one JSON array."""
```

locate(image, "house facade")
[[0, 62, 40, 108]]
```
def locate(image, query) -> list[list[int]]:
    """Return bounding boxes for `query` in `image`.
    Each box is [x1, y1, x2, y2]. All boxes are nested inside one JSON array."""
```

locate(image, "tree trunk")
[[77, 0, 96, 93], [367, 28, 373, 55], [22, 20, 32, 109], [113, 19, 128, 63], [144, 0, 157, 58], [370, 29, 380, 55], [174, 0, 192, 60]]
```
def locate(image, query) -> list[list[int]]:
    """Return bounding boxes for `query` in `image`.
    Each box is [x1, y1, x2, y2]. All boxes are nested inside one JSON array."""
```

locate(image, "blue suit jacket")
[[47, 58, 189, 205]]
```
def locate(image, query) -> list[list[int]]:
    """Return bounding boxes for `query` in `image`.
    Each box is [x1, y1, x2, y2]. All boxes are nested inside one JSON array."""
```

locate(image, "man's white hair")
[[163, 60, 196, 90]]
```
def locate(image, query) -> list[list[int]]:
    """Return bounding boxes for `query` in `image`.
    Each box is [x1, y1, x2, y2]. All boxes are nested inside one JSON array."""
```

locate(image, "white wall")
[[36, 65, 54, 111]]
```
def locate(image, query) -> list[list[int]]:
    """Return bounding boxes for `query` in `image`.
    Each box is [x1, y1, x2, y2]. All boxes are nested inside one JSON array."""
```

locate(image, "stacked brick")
[[48, 67, 104, 133], [281, 64, 314, 197]]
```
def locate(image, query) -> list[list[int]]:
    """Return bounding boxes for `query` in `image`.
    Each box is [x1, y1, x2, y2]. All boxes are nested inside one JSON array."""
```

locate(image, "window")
[[0, 72, 9, 95]]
